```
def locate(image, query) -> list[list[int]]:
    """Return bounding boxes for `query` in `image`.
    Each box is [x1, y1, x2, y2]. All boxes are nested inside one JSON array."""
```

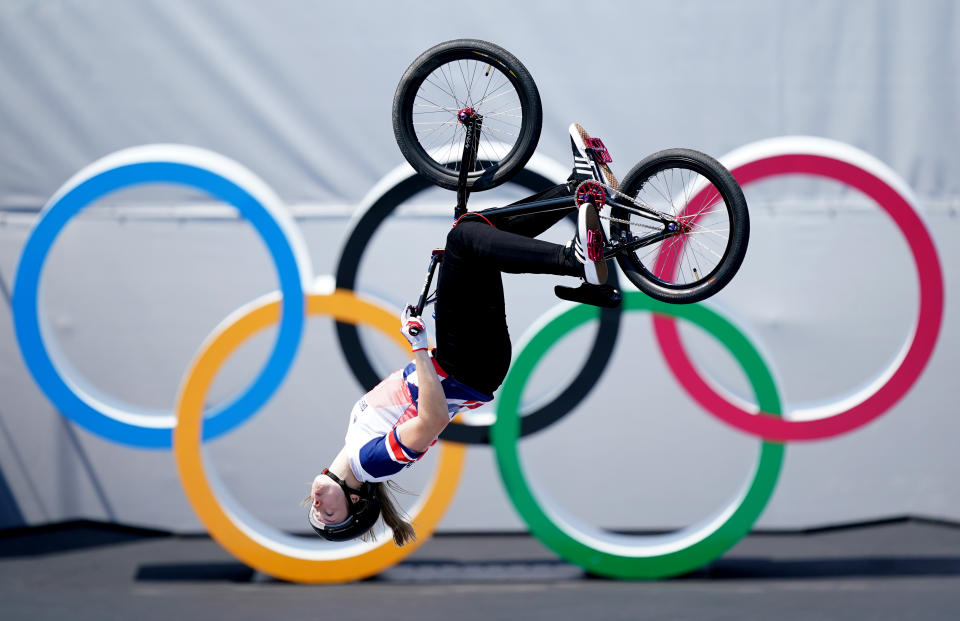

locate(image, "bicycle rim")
[[408, 54, 526, 178], [619, 161, 736, 289]]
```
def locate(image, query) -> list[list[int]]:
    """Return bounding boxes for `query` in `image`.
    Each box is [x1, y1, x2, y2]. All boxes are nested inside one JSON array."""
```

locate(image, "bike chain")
[[593, 181, 664, 232]]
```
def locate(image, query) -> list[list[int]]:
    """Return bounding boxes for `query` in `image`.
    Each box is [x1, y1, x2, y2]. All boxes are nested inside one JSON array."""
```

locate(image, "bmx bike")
[[393, 39, 750, 309]]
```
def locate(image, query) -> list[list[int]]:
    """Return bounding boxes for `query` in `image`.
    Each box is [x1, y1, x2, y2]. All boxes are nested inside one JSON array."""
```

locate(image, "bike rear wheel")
[[392, 39, 542, 192], [610, 149, 749, 304]]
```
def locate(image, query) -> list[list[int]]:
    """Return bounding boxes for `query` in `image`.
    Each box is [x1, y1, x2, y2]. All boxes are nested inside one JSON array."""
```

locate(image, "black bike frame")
[[412, 112, 680, 316], [467, 193, 678, 258]]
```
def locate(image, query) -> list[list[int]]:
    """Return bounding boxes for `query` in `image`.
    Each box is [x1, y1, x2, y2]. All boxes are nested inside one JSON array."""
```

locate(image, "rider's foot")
[[560, 202, 608, 285], [568, 123, 600, 182], [578, 202, 608, 285], [568, 123, 619, 190]]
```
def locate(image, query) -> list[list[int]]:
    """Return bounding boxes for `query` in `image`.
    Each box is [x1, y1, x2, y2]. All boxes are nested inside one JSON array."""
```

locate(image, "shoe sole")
[[578, 203, 607, 285], [569, 123, 599, 181]]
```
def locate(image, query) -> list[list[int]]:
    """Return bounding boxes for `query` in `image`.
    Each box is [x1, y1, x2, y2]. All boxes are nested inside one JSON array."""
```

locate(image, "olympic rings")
[[652, 137, 944, 441], [13, 136, 940, 582], [491, 292, 784, 579], [12, 145, 313, 448], [334, 155, 623, 444], [173, 289, 466, 583]]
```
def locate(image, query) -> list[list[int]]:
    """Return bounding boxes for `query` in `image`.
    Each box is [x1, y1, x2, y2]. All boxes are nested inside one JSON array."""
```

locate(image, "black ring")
[[334, 167, 621, 444]]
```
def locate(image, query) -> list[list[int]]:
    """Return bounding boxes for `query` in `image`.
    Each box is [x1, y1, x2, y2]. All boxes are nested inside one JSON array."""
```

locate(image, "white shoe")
[[569, 123, 600, 182]]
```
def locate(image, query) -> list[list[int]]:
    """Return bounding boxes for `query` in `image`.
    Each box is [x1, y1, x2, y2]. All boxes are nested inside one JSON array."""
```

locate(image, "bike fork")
[[455, 109, 483, 220], [412, 249, 444, 318], [413, 110, 478, 317]]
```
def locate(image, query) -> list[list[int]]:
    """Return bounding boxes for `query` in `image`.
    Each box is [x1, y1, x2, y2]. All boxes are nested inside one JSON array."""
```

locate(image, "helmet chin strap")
[[322, 468, 370, 513]]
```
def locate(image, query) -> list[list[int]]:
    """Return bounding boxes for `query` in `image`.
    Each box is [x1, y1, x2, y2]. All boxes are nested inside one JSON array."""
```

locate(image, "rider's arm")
[[395, 348, 449, 452], [394, 307, 449, 453]]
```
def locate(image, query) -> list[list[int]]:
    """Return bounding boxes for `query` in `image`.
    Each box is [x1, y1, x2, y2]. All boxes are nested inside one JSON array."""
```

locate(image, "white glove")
[[401, 305, 429, 352]]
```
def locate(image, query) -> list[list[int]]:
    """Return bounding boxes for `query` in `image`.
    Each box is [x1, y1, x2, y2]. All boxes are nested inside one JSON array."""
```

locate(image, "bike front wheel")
[[609, 149, 749, 304], [392, 39, 542, 192]]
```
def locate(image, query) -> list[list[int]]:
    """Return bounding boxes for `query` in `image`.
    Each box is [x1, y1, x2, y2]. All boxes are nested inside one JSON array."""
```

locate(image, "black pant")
[[433, 193, 579, 396]]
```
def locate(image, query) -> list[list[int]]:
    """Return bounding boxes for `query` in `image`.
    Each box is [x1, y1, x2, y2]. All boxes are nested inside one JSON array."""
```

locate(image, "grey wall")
[[0, 0, 957, 534]]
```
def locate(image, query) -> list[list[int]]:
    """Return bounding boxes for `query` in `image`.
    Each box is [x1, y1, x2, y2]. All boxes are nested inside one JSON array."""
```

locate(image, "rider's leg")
[[432, 219, 579, 395], [479, 182, 576, 239], [432, 223, 510, 395], [469, 182, 608, 286], [447, 218, 581, 277]]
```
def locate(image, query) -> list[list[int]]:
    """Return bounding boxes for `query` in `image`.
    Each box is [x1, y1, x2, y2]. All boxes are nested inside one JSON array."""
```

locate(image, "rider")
[[308, 127, 618, 545]]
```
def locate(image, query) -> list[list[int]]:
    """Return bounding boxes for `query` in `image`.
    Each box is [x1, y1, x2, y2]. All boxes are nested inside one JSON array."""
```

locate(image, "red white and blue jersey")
[[345, 354, 492, 483]]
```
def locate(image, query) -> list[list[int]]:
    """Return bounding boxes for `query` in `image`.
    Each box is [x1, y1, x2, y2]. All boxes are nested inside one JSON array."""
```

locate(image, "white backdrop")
[[0, 0, 957, 533]]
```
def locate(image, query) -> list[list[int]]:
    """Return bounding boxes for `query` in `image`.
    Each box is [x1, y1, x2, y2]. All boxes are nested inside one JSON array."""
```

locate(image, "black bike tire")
[[392, 39, 542, 192], [611, 149, 749, 304]]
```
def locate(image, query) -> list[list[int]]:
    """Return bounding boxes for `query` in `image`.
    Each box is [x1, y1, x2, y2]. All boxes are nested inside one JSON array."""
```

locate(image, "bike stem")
[[454, 109, 483, 220]]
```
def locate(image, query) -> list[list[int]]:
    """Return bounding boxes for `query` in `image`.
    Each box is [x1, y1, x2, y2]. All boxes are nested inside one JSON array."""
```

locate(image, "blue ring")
[[12, 162, 306, 448]]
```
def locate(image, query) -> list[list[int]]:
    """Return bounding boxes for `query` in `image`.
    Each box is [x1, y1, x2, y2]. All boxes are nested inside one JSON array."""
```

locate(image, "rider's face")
[[311, 475, 349, 525]]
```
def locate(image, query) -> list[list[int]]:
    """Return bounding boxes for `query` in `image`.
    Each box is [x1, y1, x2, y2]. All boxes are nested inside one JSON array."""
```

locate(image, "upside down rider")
[[308, 126, 619, 545]]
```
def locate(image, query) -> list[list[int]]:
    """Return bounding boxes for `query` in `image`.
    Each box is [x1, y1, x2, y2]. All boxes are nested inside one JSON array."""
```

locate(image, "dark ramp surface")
[[2, 520, 959, 620]]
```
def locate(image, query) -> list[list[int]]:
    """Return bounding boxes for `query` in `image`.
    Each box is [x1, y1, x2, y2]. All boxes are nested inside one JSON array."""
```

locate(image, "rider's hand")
[[401, 305, 429, 352]]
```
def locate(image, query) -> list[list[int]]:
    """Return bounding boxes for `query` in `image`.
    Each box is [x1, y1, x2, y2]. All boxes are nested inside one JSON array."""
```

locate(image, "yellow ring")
[[173, 289, 466, 583]]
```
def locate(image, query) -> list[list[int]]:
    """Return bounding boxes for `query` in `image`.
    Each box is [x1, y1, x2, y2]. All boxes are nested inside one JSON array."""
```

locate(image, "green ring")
[[491, 292, 784, 579]]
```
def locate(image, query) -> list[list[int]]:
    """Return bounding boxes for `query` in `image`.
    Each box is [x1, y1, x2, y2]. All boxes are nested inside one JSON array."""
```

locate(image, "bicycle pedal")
[[554, 283, 622, 309]]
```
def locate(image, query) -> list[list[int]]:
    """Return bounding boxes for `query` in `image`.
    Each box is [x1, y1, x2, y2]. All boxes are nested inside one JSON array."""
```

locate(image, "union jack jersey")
[[345, 353, 492, 483]]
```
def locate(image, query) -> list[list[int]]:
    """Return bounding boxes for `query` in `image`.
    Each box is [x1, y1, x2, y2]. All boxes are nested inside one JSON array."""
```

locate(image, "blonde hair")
[[367, 480, 417, 547]]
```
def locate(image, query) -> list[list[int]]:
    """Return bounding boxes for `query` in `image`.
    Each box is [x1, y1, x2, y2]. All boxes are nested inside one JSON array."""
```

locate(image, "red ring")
[[653, 144, 944, 441]]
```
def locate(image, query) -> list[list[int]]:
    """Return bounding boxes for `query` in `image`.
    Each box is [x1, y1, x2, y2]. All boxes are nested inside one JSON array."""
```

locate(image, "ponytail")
[[369, 480, 417, 546]]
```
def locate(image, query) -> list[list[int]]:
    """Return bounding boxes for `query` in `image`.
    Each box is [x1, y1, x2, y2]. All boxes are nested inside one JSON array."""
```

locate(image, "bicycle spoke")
[[482, 106, 523, 118], [476, 62, 497, 105], [478, 139, 506, 164], [678, 241, 693, 283], [475, 82, 515, 108], [444, 124, 461, 168], [414, 93, 459, 115], [480, 124, 521, 140], [482, 115, 522, 129], [686, 234, 725, 262], [439, 63, 462, 109], [466, 60, 480, 107], [685, 232, 707, 282], [666, 169, 676, 214], [686, 223, 730, 240], [658, 237, 681, 280], [688, 188, 721, 220], [643, 175, 678, 216], [636, 242, 663, 265], [415, 120, 459, 147], [423, 76, 461, 107], [457, 60, 472, 108]]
